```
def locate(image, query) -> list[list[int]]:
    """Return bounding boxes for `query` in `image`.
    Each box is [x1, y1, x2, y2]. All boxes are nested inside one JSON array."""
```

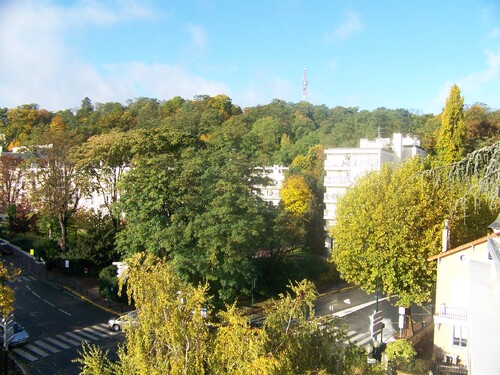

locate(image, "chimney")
[[442, 219, 449, 252]]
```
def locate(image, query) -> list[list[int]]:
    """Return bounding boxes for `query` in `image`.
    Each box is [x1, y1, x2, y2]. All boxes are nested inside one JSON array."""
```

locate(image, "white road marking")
[[34, 340, 60, 353], [11, 348, 38, 362], [24, 344, 49, 357], [332, 296, 395, 318], [44, 300, 55, 307], [91, 324, 112, 335], [56, 334, 80, 346], [74, 329, 99, 340], [65, 332, 88, 343], [83, 326, 108, 338], [45, 337, 70, 350], [59, 308, 71, 316]]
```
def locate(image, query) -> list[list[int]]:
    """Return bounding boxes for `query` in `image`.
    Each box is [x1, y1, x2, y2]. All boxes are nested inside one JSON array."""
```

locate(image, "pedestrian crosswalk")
[[344, 329, 374, 347], [14, 275, 37, 283], [11, 323, 119, 362]]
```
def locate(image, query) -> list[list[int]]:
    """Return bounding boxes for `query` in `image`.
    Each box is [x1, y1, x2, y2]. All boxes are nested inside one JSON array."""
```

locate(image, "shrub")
[[99, 265, 127, 303], [33, 238, 59, 263], [385, 339, 417, 368]]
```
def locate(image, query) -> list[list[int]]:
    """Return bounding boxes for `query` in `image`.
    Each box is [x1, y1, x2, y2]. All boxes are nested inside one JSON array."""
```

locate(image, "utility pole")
[[302, 68, 308, 101]]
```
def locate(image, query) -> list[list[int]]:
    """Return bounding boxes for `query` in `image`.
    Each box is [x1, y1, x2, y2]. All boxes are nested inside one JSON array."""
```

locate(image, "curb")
[[62, 286, 123, 315], [317, 284, 357, 298]]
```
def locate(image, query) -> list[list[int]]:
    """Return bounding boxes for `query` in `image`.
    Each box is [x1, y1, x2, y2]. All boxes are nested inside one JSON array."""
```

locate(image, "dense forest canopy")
[[1, 94, 499, 304], [1, 96, 499, 161]]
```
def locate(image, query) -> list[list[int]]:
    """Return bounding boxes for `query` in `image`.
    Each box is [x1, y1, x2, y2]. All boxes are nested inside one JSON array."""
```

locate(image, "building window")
[[452, 325, 467, 347]]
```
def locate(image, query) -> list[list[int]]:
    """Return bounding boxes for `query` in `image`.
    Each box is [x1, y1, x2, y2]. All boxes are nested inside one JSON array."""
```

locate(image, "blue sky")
[[1, 0, 499, 114]]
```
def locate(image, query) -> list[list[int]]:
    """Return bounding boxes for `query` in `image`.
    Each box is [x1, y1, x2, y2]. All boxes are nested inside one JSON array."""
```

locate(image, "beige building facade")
[[429, 231, 500, 374]]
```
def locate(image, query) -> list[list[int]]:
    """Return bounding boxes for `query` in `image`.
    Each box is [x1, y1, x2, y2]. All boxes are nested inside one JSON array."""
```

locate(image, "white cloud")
[[325, 11, 364, 43], [487, 28, 499, 40], [427, 49, 500, 113], [238, 73, 295, 107], [0, 0, 224, 110], [459, 50, 500, 90], [186, 24, 208, 50], [107, 62, 229, 101]]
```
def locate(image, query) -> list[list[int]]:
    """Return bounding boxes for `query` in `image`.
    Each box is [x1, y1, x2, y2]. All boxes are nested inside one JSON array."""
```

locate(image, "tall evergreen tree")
[[435, 84, 467, 165]]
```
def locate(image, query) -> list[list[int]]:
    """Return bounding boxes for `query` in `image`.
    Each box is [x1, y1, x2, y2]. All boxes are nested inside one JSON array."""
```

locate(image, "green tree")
[[29, 129, 88, 251], [331, 158, 459, 306], [435, 84, 467, 165], [116, 144, 269, 304], [72, 131, 133, 231], [4, 104, 51, 146], [465, 103, 499, 152], [384, 339, 417, 369]]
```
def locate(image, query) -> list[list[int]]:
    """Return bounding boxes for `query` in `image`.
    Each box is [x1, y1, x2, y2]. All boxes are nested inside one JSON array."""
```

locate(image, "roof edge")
[[427, 235, 491, 262]]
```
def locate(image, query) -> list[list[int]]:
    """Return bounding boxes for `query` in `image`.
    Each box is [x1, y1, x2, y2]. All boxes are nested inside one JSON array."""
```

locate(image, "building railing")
[[324, 160, 351, 168], [438, 305, 468, 320], [324, 193, 342, 202], [324, 209, 336, 220], [324, 177, 350, 185]]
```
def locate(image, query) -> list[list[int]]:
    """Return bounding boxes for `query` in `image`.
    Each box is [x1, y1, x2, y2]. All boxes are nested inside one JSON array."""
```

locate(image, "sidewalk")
[[8, 246, 132, 315]]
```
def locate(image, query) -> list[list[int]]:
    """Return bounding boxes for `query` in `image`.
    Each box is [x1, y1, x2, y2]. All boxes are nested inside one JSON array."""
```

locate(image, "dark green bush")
[[99, 265, 128, 303]]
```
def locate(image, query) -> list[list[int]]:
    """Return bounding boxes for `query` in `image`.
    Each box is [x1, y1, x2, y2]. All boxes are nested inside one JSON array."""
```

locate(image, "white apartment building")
[[323, 133, 425, 246], [253, 165, 288, 206]]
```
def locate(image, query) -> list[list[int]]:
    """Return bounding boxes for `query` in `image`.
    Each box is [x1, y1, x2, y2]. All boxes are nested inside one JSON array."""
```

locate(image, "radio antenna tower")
[[302, 68, 308, 101]]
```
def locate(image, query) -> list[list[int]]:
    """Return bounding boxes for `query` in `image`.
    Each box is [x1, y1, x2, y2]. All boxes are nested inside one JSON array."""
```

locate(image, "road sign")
[[2, 314, 15, 350]]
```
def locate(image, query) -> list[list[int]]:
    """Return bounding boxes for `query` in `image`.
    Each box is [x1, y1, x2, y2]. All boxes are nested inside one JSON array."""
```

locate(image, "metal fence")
[[390, 360, 468, 375]]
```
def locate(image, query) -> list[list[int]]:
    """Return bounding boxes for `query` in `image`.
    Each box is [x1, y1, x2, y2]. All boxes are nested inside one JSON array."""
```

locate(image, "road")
[[314, 284, 433, 349], [7, 268, 124, 374], [4, 254, 431, 373]]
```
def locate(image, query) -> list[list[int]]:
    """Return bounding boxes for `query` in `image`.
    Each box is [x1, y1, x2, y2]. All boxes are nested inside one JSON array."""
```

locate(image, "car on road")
[[10, 322, 30, 347], [0, 240, 13, 255], [108, 310, 138, 331], [1, 321, 30, 348]]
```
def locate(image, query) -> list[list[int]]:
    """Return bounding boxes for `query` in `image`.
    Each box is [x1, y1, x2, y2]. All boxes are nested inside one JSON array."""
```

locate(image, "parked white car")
[[108, 310, 138, 331]]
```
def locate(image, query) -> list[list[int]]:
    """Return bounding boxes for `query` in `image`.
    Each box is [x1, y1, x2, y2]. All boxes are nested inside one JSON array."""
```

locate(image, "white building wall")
[[253, 165, 288, 206], [323, 133, 426, 245]]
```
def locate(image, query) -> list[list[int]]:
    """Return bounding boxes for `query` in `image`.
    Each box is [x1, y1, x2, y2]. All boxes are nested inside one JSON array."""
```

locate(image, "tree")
[[29, 130, 88, 251], [465, 103, 499, 152], [435, 84, 467, 165], [384, 339, 418, 370], [0, 153, 26, 220], [116, 143, 270, 304], [75, 254, 349, 375], [4, 104, 51, 146], [279, 175, 313, 218], [436, 140, 500, 210], [208, 304, 279, 374], [261, 279, 347, 374], [0, 263, 21, 316], [330, 157, 486, 307], [72, 131, 133, 231]]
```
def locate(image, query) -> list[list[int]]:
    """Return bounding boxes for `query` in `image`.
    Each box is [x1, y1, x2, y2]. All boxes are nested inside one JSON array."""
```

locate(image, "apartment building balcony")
[[324, 160, 351, 168], [434, 305, 468, 326], [324, 176, 351, 186], [324, 193, 342, 203], [324, 209, 336, 220]]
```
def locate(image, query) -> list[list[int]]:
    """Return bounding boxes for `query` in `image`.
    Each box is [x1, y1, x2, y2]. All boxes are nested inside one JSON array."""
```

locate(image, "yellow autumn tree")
[[0, 262, 21, 317], [279, 174, 313, 217], [49, 115, 67, 132]]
